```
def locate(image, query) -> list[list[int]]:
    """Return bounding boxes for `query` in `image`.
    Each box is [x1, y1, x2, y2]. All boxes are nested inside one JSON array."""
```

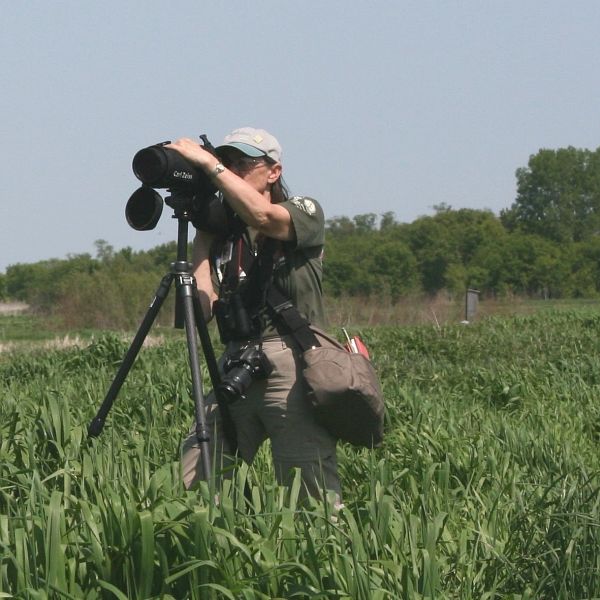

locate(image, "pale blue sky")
[[1, 1, 599, 272]]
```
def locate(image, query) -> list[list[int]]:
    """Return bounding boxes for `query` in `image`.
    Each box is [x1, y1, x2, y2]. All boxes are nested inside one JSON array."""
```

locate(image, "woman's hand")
[[166, 138, 215, 170]]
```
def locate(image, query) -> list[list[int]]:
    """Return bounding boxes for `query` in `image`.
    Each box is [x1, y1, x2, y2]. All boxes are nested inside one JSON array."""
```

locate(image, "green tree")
[[364, 240, 419, 299], [433, 208, 506, 264], [325, 216, 355, 235], [471, 233, 568, 297], [94, 239, 115, 262], [565, 238, 600, 298], [353, 213, 378, 233], [379, 211, 397, 231], [403, 216, 458, 293], [501, 146, 600, 243], [4, 254, 97, 308], [396, 208, 506, 294], [324, 218, 419, 299], [146, 241, 179, 269]]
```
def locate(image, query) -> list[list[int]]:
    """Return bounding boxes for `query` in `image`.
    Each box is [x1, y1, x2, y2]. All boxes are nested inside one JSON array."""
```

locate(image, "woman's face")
[[220, 149, 280, 194]]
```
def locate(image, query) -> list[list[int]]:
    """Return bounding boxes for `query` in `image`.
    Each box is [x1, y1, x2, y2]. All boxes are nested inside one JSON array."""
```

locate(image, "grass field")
[[1, 305, 600, 598]]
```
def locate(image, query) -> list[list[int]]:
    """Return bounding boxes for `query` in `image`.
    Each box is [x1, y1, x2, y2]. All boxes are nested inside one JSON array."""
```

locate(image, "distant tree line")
[[325, 146, 600, 300], [0, 241, 180, 329], [3, 146, 600, 327]]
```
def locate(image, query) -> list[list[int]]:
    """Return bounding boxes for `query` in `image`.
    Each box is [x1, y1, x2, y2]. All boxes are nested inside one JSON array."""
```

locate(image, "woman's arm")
[[166, 138, 294, 241], [192, 230, 218, 322]]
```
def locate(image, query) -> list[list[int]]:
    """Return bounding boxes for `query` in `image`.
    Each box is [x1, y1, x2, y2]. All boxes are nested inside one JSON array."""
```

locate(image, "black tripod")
[[87, 204, 237, 481]]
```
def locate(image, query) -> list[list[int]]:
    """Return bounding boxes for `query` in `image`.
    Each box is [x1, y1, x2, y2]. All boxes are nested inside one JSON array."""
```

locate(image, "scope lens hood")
[[126, 186, 163, 230], [132, 146, 169, 186]]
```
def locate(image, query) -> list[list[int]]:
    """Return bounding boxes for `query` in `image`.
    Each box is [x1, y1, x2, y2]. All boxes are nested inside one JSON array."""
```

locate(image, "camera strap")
[[217, 233, 254, 290], [254, 237, 321, 351], [214, 234, 316, 350]]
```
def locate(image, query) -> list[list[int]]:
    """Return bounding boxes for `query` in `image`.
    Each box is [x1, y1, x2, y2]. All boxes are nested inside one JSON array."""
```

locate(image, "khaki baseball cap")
[[217, 127, 282, 163]]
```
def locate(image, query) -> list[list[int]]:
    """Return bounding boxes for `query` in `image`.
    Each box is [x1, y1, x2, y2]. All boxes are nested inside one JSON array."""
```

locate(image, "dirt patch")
[[0, 333, 167, 354], [0, 302, 29, 315]]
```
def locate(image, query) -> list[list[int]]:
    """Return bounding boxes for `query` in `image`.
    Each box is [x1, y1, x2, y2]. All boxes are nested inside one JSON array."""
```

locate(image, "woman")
[[170, 127, 341, 501]]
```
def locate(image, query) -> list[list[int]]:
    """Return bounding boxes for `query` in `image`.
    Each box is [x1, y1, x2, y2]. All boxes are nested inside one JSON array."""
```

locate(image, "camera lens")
[[218, 364, 254, 402]]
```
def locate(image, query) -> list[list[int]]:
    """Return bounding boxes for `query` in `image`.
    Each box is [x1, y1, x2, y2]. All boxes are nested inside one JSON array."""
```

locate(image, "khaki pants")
[[181, 335, 342, 500]]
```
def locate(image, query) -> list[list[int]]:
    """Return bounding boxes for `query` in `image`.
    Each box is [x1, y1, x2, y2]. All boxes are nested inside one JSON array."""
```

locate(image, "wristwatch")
[[210, 162, 226, 178]]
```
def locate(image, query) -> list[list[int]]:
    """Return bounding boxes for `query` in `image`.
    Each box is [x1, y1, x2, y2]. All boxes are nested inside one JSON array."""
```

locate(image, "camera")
[[218, 346, 273, 403], [125, 136, 244, 237], [213, 291, 262, 343]]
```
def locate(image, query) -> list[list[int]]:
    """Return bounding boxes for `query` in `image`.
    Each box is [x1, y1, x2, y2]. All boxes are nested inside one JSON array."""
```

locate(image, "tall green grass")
[[1, 311, 600, 598]]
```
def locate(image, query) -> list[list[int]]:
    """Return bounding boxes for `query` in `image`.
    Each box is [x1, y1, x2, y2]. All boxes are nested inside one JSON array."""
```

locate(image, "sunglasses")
[[221, 155, 267, 172]]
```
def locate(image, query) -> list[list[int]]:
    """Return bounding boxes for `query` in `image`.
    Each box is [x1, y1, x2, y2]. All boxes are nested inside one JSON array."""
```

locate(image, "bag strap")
[[254, 238, 321, 352], [266, 284, 321, 352]]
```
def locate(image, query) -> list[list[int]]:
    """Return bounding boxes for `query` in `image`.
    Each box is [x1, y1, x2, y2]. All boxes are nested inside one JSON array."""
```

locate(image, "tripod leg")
[[178, 275, 212, 480], [88, 273, 174, 437]]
